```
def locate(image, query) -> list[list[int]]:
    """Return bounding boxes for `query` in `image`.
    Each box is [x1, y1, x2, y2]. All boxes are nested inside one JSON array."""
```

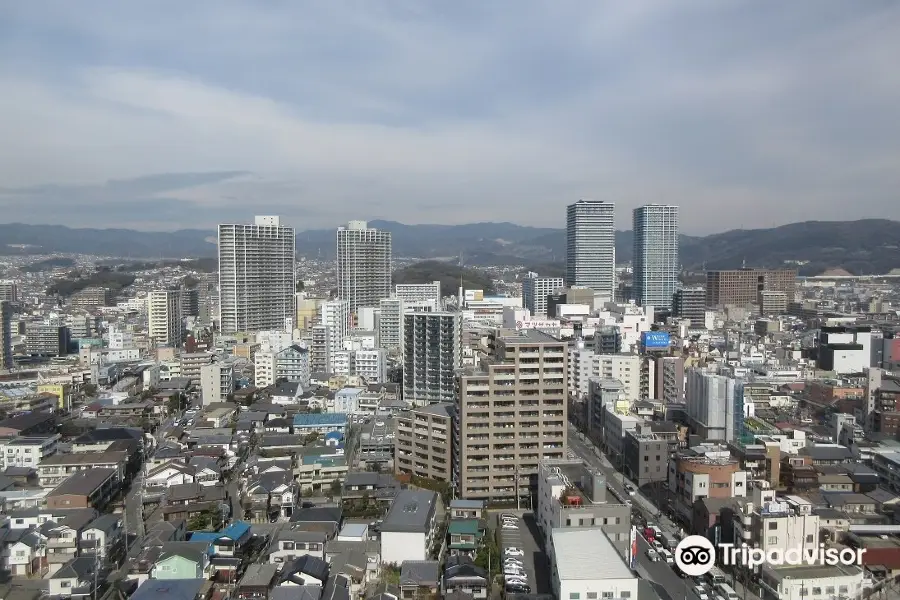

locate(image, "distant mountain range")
[[3, 219, 900, 276]]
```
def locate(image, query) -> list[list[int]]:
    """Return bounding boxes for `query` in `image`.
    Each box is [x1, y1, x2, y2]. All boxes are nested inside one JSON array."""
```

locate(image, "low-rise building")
[[550, 528, 639, 600], [380, 489, 440, 565]]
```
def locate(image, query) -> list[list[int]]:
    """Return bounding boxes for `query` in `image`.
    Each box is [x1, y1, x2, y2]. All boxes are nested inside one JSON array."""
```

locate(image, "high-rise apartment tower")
[[336, 221, 392, 314], [633, 204, 679, 308], [148, 290, 184, 347], [565, 200, 616, 298], [218, 216, 296, 334]]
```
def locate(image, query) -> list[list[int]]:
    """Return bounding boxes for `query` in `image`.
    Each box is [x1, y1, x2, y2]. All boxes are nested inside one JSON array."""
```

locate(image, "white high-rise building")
[[403, 311, 462, 405], [321, 299, 351, 372], [686, 368, 745, 442], [565, 200, 616, 298], [218, 215, 296, 334], [147, 290, 183, 347], [522, 272, 564, 318], [633, 204, 679, 308], [336, 220, 392, 313]]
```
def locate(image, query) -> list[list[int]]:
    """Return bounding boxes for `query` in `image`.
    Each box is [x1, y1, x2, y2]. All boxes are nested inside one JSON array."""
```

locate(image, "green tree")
[[82, 383, 98, 397]]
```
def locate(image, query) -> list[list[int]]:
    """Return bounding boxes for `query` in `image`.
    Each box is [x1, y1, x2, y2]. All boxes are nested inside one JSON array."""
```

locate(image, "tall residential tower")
[[336, 221, 392, 314], [632, 204, 679, 308], [565, 200, 616, 298], [218, 216, 296, 334]]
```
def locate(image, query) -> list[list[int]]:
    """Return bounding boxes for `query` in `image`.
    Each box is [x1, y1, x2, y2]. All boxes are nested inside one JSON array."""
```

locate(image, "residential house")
[[292, 413, 348, 436], [398, 561, 439, 600], [152, 545, 211, 580], [189, 456, 223, 486], [1, 527, 47, 577], [244, 471, 295, 522], [277, 555, 330, 587], [442, 556, 488, 599], [163, 482, 227, 523], [40, 520, 79, 575], [268, 529, 328, 564], [288, 507, 343, 538], [296, 452, 349, 493], [46, 468, 118, 510], [0, 413, 57, 437], [80, 514, 122, 559], [236, 563, 279, 600], [49, 556, 96, 598], [379, 490, 440, 565], [147, 463, 197, 491], [447, 520, 482, 557], [131, 578, 210, 600], [341, 472, 402, 511], [448, 499, 484, 521], [71, 428, 143, 453], [211, 521, 253, 558]]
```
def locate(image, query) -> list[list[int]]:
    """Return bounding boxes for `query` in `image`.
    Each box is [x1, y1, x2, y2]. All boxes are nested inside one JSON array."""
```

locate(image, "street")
[[566, 424, 763, 600]]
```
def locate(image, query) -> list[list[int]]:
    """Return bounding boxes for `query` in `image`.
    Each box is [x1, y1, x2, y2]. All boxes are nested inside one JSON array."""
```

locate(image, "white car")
[[694, 588, 709, 600], [504, 568, 526, 577], [506, 577, 528, 585], [504, 559, 524, 568], [505, 548, 524, 557], [375, 421, 385, 426]]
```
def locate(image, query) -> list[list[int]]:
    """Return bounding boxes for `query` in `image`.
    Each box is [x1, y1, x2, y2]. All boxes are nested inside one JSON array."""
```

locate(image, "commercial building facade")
[[705, 268, 797, 308], [522, 273, 564, 318]]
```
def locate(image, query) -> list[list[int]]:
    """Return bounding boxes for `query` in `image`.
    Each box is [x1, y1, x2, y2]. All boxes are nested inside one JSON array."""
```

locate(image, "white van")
[[645, 548, 659, 562], [660, 548, 674, 565], [715, 583, 739, 600]]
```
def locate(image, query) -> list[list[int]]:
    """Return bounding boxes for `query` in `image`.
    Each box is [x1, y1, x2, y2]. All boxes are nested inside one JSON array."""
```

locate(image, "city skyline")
[[1, 2, 899, 232]]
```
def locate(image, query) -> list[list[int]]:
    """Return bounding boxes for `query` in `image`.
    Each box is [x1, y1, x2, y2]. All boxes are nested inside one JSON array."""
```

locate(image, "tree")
[[329, 479, 343, 497], [304, 432, 320, 444], [82, 383, 98, 397], [188, 510, 214, 531]]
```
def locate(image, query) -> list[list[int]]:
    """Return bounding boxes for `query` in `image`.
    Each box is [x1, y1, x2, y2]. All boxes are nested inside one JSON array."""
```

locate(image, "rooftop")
[[551, 528, 635, 581], [381, 489, 437, 533]]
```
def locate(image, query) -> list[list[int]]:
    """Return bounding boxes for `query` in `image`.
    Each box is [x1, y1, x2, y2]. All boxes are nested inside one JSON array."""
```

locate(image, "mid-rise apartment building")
[[70, 287, 112, 308], [147, 290, 183, 347], [25, 323, 69, 356], [0, 281, 18, 303], [200, 362, 235, 405], [180, 351, 213, 381], [705, 268, 797, 308], [454, 329, 567, 503], [336, 220, 392, 314], [218, 215, 296, 334], [377, 298, 403, 352], [593, 353, 642, 401], [655, 356, 685, 403], [668, 447, 747, 524], [522, 273, 565, 318], [395, 281, 441, 306], [403, 311, 462, 405], [320, 299, 351, 372], [0, 434, 60, 470], [395, 403, 454, 482]]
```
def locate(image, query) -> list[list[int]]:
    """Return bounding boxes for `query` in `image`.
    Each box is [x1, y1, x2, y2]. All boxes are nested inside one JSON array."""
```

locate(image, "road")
[[567, 424, 763, 600]]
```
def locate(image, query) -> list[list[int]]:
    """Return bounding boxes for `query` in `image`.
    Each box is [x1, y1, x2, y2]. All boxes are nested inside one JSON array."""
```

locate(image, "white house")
[[379, 489, 439, 565], [268, 530, 327, 565], [49, 556, 96, 597], [146, 462, 196, 490], [4, 529, 47, 577], [80, 514, 122, 559]]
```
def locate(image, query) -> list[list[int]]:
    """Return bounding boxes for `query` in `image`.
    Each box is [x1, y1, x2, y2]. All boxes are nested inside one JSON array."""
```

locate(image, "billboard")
[[642, 331, 671, 349], [629, 526, 638, 570]]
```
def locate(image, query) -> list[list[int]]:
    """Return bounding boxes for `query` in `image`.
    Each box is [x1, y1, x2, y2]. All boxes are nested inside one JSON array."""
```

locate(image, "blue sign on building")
[[642, 331, 671, 349]]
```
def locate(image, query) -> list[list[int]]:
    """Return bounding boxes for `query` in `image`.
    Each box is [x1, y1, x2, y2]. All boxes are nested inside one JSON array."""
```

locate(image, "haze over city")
[[1, 1, 899, 232]]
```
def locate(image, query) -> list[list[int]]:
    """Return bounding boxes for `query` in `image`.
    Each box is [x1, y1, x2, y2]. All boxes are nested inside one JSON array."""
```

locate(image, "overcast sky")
[[1, 1, 898, 233]]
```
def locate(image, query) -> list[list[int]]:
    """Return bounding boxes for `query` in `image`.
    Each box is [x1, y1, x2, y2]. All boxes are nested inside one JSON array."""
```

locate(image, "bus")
[[714, 583, 739, 600], [706, 567, 727, 586]]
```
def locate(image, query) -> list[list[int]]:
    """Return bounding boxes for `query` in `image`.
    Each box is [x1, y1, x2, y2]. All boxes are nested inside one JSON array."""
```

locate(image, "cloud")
[[0, 1, 898, 233]]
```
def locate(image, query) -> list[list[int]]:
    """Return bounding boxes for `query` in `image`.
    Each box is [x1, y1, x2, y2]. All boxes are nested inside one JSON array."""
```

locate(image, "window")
[[812, 588, 821, 595], [61, 581, 72, 588], [569, 594, 580, 599], [621, 593, 631, 599], [806, 534, 813, 543], [768, 522, 777, 530], [825, 587, 835, 594], [602, 593, 614, 599], [767, 536, 778, 544], [587, 594, 597, 599]]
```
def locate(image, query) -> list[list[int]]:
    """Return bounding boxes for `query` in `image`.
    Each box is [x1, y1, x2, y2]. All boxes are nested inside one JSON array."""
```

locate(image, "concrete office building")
[[147, 290, 183, 347], [25, 323, 69, 356], [336, 220, 392, 314], [536, 459, 630, 547], [0, 281, 18, 303], [686, 368, 745, 442], [622, 425, 679, 488], [593, 353, 642, 401], [218, 216, 296, 334], [705, 268, 797, 308], [395, 281, 441, 306], [403, 312, 462, 405], [455, 329, 567, 503], [632, 204, 679, 308], [70, 287, 112, 308], [200, 362, 234, 404], [565, 200, 616, 298], [668, 448, 747, 524], [522, 273, 565, 318], [0, 300, 12, 370], [672, 287, 707, 326], [395, 402, 454, 482]]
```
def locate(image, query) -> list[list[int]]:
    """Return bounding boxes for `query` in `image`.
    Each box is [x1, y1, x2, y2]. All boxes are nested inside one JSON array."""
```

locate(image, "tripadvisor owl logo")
[[674, 535, 866, 576]]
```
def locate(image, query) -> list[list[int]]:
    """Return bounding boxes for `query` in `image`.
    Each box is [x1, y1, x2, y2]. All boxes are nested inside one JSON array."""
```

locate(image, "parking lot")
[[495, 511, 552, 595]]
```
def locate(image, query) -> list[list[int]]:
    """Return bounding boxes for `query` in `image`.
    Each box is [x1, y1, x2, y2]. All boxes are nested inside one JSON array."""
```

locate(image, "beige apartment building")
[[455, 329, 567, 503], [395, 402, 454, 482]]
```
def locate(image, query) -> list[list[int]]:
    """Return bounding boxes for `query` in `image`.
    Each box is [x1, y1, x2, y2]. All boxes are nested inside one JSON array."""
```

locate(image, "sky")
[[1, 1, 899, 234]]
